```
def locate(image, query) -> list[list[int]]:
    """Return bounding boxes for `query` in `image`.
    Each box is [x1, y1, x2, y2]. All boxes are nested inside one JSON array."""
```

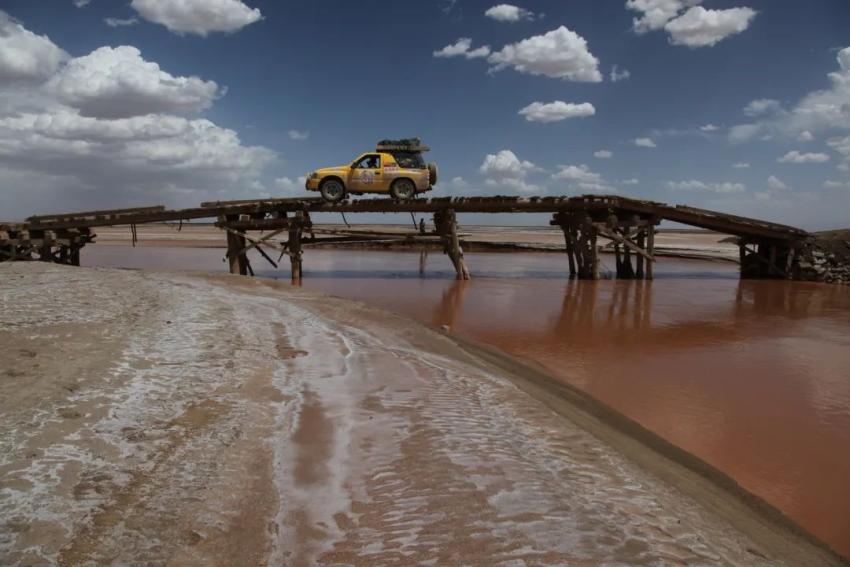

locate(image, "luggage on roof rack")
[[376, 138, 430, 152]]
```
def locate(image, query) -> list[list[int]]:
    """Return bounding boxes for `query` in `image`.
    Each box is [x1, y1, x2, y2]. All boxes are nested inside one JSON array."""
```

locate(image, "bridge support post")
[[224, 215, 249, 276], [434, 209, 470, 280], [288, 212, 305, 284], [739, 238, 797, 280], [553, 212, 658, 280], [553, 212, 599, 280], [646, 223, 655, 280], [69, 239, 81, 267]]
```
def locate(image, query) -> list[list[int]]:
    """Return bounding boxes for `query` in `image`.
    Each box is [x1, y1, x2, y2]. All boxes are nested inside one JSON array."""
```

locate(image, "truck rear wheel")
[[390, 179, 416, 200], [320, 179, 345, 203]]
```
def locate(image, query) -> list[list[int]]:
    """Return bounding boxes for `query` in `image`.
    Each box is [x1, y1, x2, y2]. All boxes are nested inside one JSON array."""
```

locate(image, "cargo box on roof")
[[376, 138, 430, 152]]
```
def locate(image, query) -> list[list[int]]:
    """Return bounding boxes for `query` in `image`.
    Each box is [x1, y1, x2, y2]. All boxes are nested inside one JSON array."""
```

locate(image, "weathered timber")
[[434, 209, 470, 280], [24, 195, 808, 241], [287, 212, 306, 284], [223, 216, 249, 276], [636, 232, 646, 279], [12, 193, 816, 281], [27, 205, 166, 223]]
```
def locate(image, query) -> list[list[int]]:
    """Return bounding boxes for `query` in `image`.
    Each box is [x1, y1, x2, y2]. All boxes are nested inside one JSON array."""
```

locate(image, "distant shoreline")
[[89, 223, 742, 262]]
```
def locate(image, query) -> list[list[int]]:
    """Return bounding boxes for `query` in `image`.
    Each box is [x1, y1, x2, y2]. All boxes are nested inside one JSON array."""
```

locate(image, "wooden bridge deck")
[[3, 194, 811, 281], [17, 195, 808, 241]]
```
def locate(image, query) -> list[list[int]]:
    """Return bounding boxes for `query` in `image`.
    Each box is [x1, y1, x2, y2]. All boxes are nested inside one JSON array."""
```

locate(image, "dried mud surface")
[[0, 263, 842, 566]]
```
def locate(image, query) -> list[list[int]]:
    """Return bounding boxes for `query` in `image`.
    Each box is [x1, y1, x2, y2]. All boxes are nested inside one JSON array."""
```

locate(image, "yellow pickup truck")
[[305, 139, 438, 202]]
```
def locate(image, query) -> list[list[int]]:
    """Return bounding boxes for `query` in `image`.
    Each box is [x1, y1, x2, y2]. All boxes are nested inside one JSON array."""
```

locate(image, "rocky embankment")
[[798, 233, 850, 284]]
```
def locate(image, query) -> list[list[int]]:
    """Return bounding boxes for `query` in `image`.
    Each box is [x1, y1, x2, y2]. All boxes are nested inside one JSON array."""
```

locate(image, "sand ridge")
[[0, 263, 844, 565]]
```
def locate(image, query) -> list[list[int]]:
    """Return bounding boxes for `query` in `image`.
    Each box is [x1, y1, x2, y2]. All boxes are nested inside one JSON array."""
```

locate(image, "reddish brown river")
[[84, 246, 850, 557]]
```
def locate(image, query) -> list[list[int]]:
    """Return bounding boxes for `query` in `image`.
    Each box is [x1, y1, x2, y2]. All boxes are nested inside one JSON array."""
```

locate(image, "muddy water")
[[83, 246, 850, 557]]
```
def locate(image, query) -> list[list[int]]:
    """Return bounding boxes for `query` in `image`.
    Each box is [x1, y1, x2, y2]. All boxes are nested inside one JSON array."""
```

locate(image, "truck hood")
[[315, 165, 350, 176]]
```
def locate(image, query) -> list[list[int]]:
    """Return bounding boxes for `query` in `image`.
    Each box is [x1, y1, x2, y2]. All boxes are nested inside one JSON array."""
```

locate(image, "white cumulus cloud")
[[828, 136, 850, 172], [730, 48, 850, 141], [488, 26, 602, 82], [627, 0, 702, 33], [288, 129, 309, 141], [47, 46, 221, 119], [449, 176, 468, 188], [668, 180, 746, 193], [633, 137, 657, 148], [732, 162, 750, 169], [484, 4, 534, 22], [433, 38, 491, 59], [665, 7, 757, 48], [610, 65, 631, 82], [518, 101, 595, 123], [594, 150, 613, 159], [551, 164, 618, 194], [777, 151, 830, 164], [480, 149, 537, 179], [105, 17, 140, 28], [767, 175, 789, 190], [0, 109, 275, 206], [627, 1, 756, 48], [130, 0, 262, 36], [274, 176, 306, 194], [0, 13, 275, 215], [743, 98, 781, 117], [0, 11, 68, 84], [823, 180, 850, 189], [480, 150, 542, 193]]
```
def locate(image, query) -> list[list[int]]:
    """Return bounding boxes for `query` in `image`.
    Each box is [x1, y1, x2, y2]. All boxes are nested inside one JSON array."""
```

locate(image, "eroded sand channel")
[[0, 264, 843, 565]]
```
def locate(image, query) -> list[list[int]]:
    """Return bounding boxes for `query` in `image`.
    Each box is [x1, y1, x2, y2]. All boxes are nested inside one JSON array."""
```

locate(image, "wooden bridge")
[[1, 194, 810, 282]]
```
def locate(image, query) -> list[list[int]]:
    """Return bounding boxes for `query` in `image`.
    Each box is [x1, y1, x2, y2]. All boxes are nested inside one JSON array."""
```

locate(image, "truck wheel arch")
[[320, 176, 345, 190]]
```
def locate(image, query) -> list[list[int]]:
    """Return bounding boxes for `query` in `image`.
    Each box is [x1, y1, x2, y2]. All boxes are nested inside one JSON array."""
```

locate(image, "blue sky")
[[0, 0, 849, 228]]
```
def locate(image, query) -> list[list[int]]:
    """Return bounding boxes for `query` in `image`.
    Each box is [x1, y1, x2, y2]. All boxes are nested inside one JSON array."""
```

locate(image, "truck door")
[[349, 154, 388, 193]]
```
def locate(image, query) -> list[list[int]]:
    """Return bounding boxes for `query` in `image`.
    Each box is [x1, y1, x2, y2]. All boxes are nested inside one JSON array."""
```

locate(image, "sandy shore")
[[91, 223, 741, 261], [0, 264, 843, 565]]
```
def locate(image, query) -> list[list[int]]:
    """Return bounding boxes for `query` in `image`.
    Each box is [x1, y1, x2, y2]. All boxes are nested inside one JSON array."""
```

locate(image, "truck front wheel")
[[320, 179, 345, 203]]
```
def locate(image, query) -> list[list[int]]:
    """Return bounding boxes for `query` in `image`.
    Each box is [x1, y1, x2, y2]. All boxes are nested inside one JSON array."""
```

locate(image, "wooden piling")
[[590, 227, 599, 280], [645, 224, 655, 280], [288, 214, 303, 284], [69, 242, 80, 267], [224, 216, 249, 275], [563, 227, 577, 278], [435, 209, 470, 280], [636, 231, 645, 279]]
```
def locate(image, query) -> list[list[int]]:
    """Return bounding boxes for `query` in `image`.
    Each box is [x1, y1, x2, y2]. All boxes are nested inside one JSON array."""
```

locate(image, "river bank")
[[0, 263, 845, 565]]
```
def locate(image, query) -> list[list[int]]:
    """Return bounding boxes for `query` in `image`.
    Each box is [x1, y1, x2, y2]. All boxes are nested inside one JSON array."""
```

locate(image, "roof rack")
[[376, 138, 430, 152]]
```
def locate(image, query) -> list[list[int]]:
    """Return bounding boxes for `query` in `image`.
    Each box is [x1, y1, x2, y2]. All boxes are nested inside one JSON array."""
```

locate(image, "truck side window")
[[356, 155, 380, 169]]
